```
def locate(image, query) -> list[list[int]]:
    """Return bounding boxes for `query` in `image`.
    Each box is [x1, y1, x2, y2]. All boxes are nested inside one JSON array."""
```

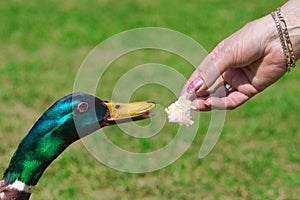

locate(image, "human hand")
[[182, 1, 300, 111]]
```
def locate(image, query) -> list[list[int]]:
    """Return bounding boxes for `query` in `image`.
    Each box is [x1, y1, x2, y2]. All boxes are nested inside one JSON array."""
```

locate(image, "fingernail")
[[187, 77, 203, 94]]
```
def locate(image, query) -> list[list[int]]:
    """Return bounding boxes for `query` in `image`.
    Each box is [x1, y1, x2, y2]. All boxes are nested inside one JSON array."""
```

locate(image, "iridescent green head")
[[3, 93, 155, 185]]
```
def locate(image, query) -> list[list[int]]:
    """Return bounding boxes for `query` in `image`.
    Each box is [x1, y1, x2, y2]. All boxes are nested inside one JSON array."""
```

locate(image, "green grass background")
[[1, 0, 300, 199]]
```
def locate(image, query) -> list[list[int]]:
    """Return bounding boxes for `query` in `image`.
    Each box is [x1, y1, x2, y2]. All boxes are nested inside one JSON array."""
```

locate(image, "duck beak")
[[103, 100, 156, 125]]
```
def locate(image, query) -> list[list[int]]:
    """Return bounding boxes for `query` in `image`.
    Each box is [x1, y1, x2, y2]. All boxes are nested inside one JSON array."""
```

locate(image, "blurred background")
[[1, 0, 300, 199]]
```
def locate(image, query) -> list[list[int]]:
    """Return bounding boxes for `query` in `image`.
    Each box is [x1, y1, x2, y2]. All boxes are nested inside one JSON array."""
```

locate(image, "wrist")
[[281, 1, 300, 61]]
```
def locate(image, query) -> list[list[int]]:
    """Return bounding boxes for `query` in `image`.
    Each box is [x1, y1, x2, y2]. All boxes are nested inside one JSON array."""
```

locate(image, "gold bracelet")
[[271, 8, 296, 72]]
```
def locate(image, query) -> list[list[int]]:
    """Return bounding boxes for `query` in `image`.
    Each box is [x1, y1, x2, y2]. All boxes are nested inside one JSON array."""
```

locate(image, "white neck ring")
[[7, 180, 34, 193]]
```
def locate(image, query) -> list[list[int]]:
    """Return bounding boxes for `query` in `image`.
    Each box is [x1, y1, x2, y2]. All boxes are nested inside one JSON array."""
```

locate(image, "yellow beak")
[[103, 100, 156, 124]]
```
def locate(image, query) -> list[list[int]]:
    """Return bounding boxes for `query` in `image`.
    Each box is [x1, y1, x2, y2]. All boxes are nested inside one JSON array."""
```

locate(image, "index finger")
[[181, 54, 223, 98]]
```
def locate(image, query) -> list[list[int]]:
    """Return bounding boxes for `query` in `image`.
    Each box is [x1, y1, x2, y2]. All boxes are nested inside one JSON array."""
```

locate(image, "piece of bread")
[[165, 96, 194, 126]]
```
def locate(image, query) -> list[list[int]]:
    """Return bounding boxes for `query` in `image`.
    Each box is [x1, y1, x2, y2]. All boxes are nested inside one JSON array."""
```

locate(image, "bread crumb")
[[165, 96, 194, 126]]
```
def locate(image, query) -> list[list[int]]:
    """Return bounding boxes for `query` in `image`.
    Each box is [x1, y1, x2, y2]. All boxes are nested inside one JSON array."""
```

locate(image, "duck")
[[0, 92, 155, 200]]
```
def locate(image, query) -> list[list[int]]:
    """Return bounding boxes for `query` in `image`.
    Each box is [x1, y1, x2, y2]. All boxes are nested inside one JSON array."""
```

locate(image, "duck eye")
[[77, 102, 89, 113], [114, 104, 121, 109]]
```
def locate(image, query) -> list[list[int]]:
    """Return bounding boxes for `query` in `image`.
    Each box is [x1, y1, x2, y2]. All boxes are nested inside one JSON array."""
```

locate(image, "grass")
[[1, 0, 300, 199]]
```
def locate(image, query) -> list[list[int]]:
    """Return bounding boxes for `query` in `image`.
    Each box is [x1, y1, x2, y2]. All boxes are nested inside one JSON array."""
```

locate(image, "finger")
[[191, 90, 250, 111], [190, 98, 211, 111], [181, 42, 235, 97], [205, 91, 250, 110], [183, 55, 222, 95], [181, 63, 225, 100], [201, 76, 225, 97], [222, 68, 258, 98], [181, 69, 204, 98]]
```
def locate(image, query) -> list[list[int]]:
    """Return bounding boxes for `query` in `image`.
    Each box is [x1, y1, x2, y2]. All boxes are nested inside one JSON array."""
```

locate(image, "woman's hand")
[[182, 1, 300, 111]]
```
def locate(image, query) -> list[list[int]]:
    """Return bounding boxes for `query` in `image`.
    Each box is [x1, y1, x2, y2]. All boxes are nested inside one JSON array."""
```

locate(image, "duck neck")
[[2, 118, 79, 186]]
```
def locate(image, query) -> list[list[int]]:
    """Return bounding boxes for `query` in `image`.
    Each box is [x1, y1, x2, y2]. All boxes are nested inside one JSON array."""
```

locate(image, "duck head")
[[0, 92, 155, 196]]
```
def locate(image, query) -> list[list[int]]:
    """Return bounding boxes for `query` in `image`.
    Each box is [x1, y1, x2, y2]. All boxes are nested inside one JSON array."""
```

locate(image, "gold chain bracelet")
[[271, 8, 296, 72]]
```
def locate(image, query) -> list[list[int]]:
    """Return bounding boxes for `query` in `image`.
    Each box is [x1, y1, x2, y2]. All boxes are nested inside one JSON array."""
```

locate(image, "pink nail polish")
[[187, 77, 203, 93]]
